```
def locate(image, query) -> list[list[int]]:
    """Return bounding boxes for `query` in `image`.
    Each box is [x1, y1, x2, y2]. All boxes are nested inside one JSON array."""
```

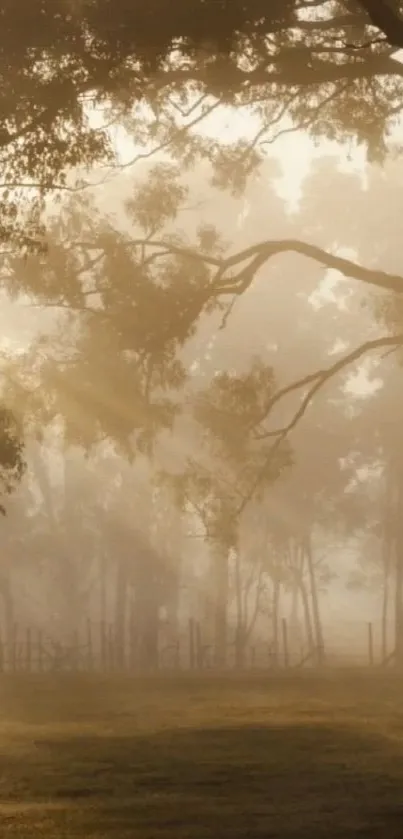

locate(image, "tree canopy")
[[3, 0, 403, 214]]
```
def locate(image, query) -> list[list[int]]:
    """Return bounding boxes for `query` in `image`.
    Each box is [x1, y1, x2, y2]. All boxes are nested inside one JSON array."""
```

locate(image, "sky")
[[108, 102, 368, 205]]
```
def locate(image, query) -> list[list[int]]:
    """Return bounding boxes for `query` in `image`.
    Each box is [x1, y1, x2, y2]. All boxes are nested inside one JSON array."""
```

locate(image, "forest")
[[0, 0, 403, 674]]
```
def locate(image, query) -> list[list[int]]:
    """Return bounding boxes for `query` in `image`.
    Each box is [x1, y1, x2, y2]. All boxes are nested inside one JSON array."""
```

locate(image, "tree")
[[0, 429, 186, 670], [0, 406, 26, 515], [357, 1, 403, 47], [295, 153, 403, 666], [5, 139, 403, 670], [163, 358, 292, 667], [167, 151, 403, 668], [3, 0, 403, 424], [2, 0, 403, 246]]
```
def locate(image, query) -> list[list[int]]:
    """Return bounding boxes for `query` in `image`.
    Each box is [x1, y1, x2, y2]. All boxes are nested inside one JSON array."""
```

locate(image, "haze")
[[2, 3, 403, 835]]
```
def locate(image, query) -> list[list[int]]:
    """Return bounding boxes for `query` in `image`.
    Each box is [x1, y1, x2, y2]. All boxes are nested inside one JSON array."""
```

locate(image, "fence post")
[[282, 618, 289, 669]]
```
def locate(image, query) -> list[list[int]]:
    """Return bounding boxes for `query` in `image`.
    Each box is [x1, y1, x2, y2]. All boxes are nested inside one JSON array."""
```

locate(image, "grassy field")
[[0, 672, 403, 837]]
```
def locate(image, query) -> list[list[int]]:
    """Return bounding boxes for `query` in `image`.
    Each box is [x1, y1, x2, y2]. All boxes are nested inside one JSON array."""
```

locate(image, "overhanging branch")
[[254, 334, 403, 438], [86, 235, 403, 297], [212, 239, 403, 296], [357, 0, 403, 48], [236, 333, 403, 516]]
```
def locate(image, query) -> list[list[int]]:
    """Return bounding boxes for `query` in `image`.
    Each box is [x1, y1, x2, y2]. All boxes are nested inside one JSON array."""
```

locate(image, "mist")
[[0, 146, 399, 672]]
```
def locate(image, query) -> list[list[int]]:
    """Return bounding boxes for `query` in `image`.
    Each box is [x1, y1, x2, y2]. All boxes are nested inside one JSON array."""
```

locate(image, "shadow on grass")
[[2, 721, 403, 837]]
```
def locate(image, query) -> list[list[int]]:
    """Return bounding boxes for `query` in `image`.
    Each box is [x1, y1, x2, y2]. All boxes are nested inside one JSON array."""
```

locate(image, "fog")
[[0, 142, 397, 672], [1, 2, 403, 676]]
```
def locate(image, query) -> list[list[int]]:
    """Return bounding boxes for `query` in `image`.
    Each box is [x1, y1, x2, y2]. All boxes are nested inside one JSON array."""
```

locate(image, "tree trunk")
[[134, 569, 160, 672], [298, 575, 315, 656], [381, 488, 393, 664], [99, 550, 108, 625], [234, 551, 246, 668], [234, 625, 246, 668], [394, 477, 403, 668], [114, 559, 128, 670], [271, 578, 280, 666], [0, 575, 14, 670], [289, 573, 300, 649], [213, 547, 229, 669], [163, 556, 182, 641], [288, 540, 304, 657], [142, 596, 160, 672], [304, 535, 325, 665], [394, 547, 403, 668], [160, 510, 183, 636]]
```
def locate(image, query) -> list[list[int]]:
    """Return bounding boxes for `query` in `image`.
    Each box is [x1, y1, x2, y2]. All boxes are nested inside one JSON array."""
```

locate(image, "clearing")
[[0, 672, 403, 837]]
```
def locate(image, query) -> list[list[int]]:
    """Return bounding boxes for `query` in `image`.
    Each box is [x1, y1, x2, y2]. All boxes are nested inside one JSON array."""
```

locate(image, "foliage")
[[0, 407, 25, 513], [0, 0, 403, 248], [165, 359, 293, 550], [3, 165, 227, 454]]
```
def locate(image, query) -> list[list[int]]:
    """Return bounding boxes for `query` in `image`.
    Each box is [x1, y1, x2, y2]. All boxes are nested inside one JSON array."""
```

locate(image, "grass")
[[0, 671, 403, 836]]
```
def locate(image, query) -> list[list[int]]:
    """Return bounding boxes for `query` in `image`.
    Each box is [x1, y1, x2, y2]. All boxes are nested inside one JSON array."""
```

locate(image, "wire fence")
[[0, 618, 397, 674]]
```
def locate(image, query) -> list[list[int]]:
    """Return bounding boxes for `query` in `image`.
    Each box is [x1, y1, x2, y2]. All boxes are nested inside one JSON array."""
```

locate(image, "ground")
[[0, 672, 403, 837]]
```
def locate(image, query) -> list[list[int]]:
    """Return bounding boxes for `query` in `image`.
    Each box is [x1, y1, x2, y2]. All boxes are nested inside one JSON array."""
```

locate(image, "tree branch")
[[75, 235, 403, 297], [162, 51, 403, 90], [236, 333, 403, 516], [253, 334, 403, 438], [357, 0, 403, 48], [212, 239, 403, 296]]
